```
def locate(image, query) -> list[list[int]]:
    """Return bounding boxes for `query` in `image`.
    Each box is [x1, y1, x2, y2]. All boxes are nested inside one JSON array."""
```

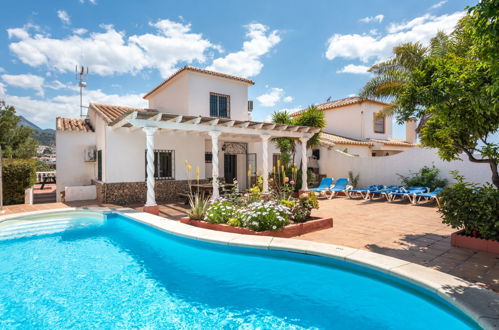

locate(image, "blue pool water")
[[0, 212, 479, 329]]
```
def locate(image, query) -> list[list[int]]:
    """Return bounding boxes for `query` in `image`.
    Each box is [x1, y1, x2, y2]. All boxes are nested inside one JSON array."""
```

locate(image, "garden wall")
[[320, 147, 491, 187]]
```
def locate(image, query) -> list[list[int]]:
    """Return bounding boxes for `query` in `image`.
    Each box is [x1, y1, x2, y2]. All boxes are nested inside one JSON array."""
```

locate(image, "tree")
[[0, 103, 39, 159], [360, 14, 499, 188], [270, 106, 326, 168]]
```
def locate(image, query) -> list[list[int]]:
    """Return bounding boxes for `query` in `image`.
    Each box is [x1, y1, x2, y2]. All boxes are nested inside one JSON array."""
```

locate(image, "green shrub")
[[204, 200, 236, 224], [348, 171, 360, 189], [237, 201, 291, 231], [187, 194, 210, 220], [284, 193, 319, 223], [439, 178, 499, 241], [398, 165, 448, 191], [2, 159, 36, 205]]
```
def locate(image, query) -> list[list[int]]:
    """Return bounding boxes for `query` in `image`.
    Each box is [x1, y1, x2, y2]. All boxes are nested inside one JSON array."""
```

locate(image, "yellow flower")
[[247, 170, 251, 177], [184, 160, 188, 165], [196, 166, 200, 180], [187, 165, 192, 171]]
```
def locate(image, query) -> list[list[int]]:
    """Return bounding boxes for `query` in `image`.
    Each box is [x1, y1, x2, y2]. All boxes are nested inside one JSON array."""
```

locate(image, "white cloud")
[[0, 82, 6, 96], [3, 88, 146, 127], [1, 73, 45, 96], [79, 0, 97, 4], [257, 87, 293, 107], [57, 10, 70, 25], [430, 0, 447, 9], [360, 14, 384, 23], [326, 12, 463, 63], [73, 28, 87, 35], [207, 23, 281, 77], [7, 19, 219, 78], [336, 64, 370, 74]]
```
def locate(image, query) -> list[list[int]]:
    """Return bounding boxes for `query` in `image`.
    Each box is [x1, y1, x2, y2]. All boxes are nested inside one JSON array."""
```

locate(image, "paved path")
[[300, 196, 499, 292]]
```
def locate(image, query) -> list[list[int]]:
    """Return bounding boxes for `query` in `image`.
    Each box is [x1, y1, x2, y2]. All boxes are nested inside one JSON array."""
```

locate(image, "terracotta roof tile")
[[143, 65, 255, 99], [320, 132, 374, 146], [368, 138, 417, 147], [56, 117, 94, 132], [89, 103, 151, 123], [291, 97, 392, 117]]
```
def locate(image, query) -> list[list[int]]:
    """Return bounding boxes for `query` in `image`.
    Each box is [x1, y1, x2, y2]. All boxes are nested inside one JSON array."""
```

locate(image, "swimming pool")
[[0, 211, 483, 329]]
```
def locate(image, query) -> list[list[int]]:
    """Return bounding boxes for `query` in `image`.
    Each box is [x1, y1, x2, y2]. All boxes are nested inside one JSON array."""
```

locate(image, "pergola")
[[110, 110, 320, 210]]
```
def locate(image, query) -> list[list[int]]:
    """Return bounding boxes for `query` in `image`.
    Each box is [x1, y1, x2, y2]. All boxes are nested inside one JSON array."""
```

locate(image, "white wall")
[[187, 73, 250, 121], [323, 102, 393, 140], [104, 128, 206, 183], [147, 74, 189, 114], [56, 131, 96, 201], [320, 147, 491, 187]]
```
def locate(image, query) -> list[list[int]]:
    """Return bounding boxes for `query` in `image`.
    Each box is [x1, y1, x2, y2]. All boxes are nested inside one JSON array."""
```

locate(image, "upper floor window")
[[210, 93, 230, 118], [374, 114, 385, 133]]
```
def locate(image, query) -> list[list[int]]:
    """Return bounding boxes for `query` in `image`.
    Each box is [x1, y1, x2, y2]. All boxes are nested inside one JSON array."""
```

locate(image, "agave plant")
[[187, 193, 210, 220]]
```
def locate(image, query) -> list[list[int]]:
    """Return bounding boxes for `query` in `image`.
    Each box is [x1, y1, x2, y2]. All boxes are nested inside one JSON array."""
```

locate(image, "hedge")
[[2, 159, 36, 205]]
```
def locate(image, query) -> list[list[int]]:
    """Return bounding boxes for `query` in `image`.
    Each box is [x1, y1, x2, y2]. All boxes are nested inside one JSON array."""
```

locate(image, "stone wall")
[[93, 179, 208, 205]]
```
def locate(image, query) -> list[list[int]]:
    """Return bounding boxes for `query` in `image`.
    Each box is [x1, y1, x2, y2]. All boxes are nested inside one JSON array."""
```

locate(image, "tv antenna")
[[75, 65, 88, 118]]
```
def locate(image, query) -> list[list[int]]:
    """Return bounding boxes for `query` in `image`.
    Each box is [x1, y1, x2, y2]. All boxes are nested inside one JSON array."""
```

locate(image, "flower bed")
[[180, 216, 333, 238], [450, 230, 499, 254]]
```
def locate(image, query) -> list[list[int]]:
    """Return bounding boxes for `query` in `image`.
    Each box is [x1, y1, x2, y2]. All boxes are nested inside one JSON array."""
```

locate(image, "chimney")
[[405, 119, 417, 144]]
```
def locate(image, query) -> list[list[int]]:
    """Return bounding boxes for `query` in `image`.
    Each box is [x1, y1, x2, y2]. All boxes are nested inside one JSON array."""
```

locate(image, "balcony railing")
[[36, 171, 56, 184]]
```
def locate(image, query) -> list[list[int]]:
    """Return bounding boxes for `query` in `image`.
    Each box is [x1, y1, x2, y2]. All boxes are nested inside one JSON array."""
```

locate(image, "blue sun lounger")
[[388, 186, 429, 203], [308, 177, 334, 193], [413, 187, 444, 206], [347, 185, 384, 199], [327, 178, 350, 199], [366, 185, 402, 200]]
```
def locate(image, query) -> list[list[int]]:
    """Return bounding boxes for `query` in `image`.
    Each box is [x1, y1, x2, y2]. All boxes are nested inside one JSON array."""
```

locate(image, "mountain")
[[18, 116, 56, 146]]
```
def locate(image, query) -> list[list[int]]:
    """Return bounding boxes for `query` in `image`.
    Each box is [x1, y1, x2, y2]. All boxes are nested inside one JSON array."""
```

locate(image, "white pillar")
[[209, 131, 221, 200], [144, 127, 158, 206], [300, 137, 309, 191], [261, 134, 271, 194]]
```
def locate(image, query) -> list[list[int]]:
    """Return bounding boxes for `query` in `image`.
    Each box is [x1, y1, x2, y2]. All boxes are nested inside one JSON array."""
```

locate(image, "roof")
[[319, 132, 416, 148], [320, 132, 374, 146], [143, 65, 255, 99], [56, 117, 94, 132], [368, 138, 416, 147], [291, 97, 392, 117], [89, 103, 151, 123]]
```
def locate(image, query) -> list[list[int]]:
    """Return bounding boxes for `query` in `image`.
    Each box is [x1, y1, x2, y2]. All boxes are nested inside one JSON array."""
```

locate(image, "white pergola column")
[[261, 134, 271, 194], [300, 137, 309, 191], [143, 127, 158, 207], [209, 131, 221, 200]]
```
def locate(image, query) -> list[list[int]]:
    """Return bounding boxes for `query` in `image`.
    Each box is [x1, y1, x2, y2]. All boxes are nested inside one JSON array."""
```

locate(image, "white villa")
[[56, 66, 318, 213]]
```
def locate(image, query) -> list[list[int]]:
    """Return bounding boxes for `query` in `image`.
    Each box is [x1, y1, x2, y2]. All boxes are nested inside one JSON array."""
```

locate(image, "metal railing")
[[36, 171, 56, 184]]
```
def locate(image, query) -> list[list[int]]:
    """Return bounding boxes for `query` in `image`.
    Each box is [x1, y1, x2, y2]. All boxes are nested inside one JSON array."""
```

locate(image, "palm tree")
[[293, 105, 326, 149], [271, 110, 294, 167]]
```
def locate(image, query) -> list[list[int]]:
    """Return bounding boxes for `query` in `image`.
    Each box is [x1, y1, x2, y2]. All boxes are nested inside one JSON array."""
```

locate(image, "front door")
[[224, 154, 237, 184]]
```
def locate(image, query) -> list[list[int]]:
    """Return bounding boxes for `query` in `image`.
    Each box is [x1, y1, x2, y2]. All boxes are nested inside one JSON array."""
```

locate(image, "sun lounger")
[[308, 177, 334, 193], [347, 185, 384, 199], [365, 185, 402, 200], [327, 178, 350, 199], [413, 187, 444, 206], [388, 186, 429, 203]]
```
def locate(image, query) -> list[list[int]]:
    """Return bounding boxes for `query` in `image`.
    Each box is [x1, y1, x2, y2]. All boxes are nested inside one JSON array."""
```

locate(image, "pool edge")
[[1, 208, 497, 329]]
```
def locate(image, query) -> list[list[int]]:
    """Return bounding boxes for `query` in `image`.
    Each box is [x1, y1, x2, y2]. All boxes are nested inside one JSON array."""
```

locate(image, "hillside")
[[18, 116, 56, 146]]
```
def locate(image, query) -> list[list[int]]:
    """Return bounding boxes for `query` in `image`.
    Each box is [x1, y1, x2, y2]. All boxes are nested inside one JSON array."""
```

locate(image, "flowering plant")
[[237, 201, 291, 231], [205, 199, 236, 224]]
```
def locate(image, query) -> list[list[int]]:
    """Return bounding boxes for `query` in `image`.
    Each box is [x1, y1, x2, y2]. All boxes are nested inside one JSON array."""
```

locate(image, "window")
[[210, 93, 230, 118], [312, 149, 320, 160], [145, 150, 174, 179], [374, 113, 385, 133], [205, 152, 212, 163]]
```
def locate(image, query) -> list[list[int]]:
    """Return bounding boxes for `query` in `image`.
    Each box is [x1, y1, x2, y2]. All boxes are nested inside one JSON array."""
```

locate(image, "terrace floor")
[[1, 197, 497, 292]]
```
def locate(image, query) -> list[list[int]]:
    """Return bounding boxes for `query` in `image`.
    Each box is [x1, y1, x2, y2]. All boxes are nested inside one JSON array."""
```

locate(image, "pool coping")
[[1, 207, 498, 329]]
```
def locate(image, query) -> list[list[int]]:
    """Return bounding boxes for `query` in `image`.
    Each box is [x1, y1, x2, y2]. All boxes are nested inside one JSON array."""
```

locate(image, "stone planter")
[[450, 230, 499, 254], [180, 216, 333, 238]]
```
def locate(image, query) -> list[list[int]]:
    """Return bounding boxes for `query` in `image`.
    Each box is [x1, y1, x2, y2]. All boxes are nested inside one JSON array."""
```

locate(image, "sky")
[[0, 0, 474, 139]]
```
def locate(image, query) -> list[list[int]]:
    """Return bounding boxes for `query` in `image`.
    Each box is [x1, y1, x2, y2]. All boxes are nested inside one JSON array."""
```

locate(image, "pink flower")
[[300, 193, 309, 198], [269, 178, 274, 182], [290, 180, 295, 185], [284, 177, 289, 183]]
